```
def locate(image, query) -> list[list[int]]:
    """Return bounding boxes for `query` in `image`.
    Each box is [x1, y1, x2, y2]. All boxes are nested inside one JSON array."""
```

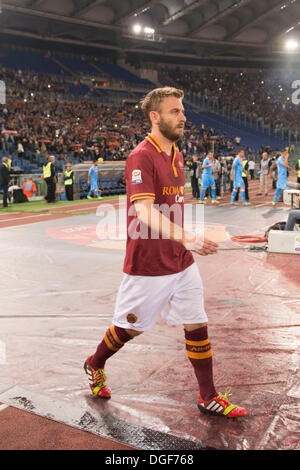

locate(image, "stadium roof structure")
[[1, 0, 300, 66]]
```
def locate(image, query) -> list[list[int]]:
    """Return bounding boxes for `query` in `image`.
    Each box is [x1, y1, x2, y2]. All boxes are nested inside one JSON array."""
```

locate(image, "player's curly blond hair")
[[140, 87, 184, 126]]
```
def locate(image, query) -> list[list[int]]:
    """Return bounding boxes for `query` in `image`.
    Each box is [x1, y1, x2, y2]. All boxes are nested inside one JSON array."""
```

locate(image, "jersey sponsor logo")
[[132, 169, 142, 184], [127, 313, 137, 323], [162, 185, 184, 196], [162, 185, 184, 202], [178, 160, 184, 171]]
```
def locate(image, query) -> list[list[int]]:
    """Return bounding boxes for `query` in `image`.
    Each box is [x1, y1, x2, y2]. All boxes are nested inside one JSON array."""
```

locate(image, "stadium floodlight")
[[285, 39, 298, 51], [133, 24, 142, 34]]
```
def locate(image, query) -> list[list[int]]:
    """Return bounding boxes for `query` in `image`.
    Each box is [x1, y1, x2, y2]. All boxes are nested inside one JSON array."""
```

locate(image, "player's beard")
[[158, 117, 184, 142]]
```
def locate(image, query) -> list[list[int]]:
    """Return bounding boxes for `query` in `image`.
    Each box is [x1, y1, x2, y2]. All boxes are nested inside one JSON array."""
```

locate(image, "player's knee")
[[184, 322, 207, 331], [125, 328, 144, 338]]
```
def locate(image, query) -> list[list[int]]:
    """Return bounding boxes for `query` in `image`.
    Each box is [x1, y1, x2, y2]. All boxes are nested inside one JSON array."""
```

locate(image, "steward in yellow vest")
[[296, 158, 300, 183], [64, 162, 74, 200], [241, 159, 250, 201], [42, 156, 56, 203], [242, 159, 248, 177], [43, 161, 52, 179]]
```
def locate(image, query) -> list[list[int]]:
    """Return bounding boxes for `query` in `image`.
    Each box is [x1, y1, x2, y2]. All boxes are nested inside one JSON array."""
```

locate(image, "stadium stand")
[[161, 67, 297, 145], [0, 48, 69, 76], [92, 61, 153, 87], [186, 111, 289, 152], [0, 47, 296, 188]]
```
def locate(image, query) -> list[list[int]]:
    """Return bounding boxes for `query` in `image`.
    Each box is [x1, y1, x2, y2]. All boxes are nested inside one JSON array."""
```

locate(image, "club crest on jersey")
[[132, 169, 142, 184], [127, 313, 137, 323]]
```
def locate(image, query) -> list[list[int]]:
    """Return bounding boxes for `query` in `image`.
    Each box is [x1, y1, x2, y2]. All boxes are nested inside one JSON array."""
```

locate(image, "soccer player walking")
[[199, 152, 220, 204], [84, 87, 247, 419], [272, 150, 290, 206], [87, 161, 102, 200], [230, 150, 250, 206]]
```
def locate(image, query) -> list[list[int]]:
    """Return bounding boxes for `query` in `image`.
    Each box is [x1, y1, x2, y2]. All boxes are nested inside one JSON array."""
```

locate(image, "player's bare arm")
[[134, 198, 218, 256]]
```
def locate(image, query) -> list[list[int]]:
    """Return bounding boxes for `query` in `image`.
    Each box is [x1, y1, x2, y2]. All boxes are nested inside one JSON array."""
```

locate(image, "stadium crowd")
[[167, 67, 300, 139], [0, 62, 297, 171], [0, 64, 243, 166]]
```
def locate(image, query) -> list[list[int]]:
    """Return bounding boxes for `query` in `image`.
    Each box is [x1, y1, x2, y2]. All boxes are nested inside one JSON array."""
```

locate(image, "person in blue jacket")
[[199, 152, 219, 204]]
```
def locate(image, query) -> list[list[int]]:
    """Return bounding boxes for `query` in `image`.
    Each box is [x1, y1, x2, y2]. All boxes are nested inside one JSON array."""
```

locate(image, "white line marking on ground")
[[0, 213, 49, 223]]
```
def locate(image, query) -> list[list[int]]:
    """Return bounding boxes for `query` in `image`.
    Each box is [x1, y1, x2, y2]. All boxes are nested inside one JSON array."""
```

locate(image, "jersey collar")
[[146, 134, 178, 177]]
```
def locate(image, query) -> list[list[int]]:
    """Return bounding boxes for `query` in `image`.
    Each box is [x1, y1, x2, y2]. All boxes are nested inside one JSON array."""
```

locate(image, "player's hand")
[[183, 232, 218, 256]]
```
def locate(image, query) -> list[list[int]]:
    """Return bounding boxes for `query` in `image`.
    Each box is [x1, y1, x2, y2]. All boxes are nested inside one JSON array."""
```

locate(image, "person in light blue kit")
[[199, 151, 219, 204], [87, 161, 102, 200], [230, 149, 250, 206], [272, 150, 291, 206]]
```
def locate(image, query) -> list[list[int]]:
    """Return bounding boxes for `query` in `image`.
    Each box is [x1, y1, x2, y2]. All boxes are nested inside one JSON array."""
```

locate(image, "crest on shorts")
[[132, 169, 142, 184], [127, 313, 137, 323]]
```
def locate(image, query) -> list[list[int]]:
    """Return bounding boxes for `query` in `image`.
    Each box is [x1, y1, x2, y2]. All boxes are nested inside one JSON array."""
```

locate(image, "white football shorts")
[[113, 262, 207, 331]]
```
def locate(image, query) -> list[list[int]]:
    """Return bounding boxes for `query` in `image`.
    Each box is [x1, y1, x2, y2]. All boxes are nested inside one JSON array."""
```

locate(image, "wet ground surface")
[[0, 184, 299, 450]]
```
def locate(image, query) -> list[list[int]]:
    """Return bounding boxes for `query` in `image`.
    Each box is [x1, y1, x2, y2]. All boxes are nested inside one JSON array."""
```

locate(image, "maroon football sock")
[[90, 325, 132, 369], [184, 326, 217, 401]]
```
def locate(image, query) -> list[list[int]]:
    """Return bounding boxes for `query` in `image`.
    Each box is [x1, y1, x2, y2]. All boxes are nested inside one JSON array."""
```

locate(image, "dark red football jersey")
[[123, 134, 194, 276]]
